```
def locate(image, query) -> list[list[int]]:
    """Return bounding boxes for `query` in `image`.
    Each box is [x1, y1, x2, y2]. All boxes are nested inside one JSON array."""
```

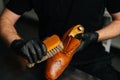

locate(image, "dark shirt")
[[6, 0, 120, 63]]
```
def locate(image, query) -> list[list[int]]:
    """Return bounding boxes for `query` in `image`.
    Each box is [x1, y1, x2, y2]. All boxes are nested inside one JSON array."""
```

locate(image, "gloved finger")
[[21, 46, 33, 64], [37, 40, 47, 56], [75, 33, 83, 39], [80, 32, 99, 42], [32, 40, 43, 60], [27, 40, 38, 63]]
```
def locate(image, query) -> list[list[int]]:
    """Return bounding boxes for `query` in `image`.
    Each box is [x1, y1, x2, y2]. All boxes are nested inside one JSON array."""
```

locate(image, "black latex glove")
[[10, 39, 47, 64], [76, 32, 99, 51]]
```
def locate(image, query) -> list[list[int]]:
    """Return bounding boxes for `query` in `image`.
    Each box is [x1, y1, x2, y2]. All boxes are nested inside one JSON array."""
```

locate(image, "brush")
[[20, 34, 64, 68]]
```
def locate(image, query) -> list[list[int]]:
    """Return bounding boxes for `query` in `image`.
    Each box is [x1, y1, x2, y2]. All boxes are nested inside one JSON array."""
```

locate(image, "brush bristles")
[[27, 43, 63, 68], [27, 35, 63, 68], [36, 42, 63, 63]]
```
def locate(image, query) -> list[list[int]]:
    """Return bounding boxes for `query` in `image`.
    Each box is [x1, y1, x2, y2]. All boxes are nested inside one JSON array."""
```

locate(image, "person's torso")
[[31, 0, 106, 38]]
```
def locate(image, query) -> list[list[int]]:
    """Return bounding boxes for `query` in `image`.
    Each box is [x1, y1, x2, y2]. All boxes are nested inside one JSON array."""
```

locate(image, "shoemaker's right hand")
[[10, 39, 47, 65]]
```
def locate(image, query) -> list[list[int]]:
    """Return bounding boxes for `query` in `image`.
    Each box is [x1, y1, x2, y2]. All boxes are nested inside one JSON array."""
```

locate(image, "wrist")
[[94, 31, 99, 42], [96, 31, 101, 42], [10, 39, 25, 52], [6, 36, 22, 46]]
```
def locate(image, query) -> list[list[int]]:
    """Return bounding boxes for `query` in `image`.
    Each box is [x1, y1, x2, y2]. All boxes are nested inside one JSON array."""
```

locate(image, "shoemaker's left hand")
[[76, 32, 99, 51]]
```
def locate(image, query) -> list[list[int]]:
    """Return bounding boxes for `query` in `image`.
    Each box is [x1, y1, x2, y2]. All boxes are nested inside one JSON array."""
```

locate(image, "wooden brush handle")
[[45, 25, 84, 80]]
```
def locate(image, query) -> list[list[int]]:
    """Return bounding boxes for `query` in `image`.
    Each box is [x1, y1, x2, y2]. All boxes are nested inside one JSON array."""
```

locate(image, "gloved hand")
[[76, 32, 99, 51], [10, 39, 47, 64]]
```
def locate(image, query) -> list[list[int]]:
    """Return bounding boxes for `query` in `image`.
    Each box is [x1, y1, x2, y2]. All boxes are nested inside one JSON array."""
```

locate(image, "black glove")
[[10, 39, 47, 64], [76, 32, 99, 51]]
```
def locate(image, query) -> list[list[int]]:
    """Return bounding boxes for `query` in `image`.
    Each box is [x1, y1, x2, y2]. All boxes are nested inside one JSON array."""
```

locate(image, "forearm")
[[0, 9, 21, 46], [96, 12, 120, 42], [0, 20, 21, 45], [96, 20, 120, 41]]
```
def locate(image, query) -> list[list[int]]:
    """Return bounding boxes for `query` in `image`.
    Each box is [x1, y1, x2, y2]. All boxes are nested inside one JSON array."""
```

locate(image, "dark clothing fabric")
[[70, 55, 120, 80], [6, 0, 120, 61], [6, 0, 120, 80], [6, 0, 120, 37]]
